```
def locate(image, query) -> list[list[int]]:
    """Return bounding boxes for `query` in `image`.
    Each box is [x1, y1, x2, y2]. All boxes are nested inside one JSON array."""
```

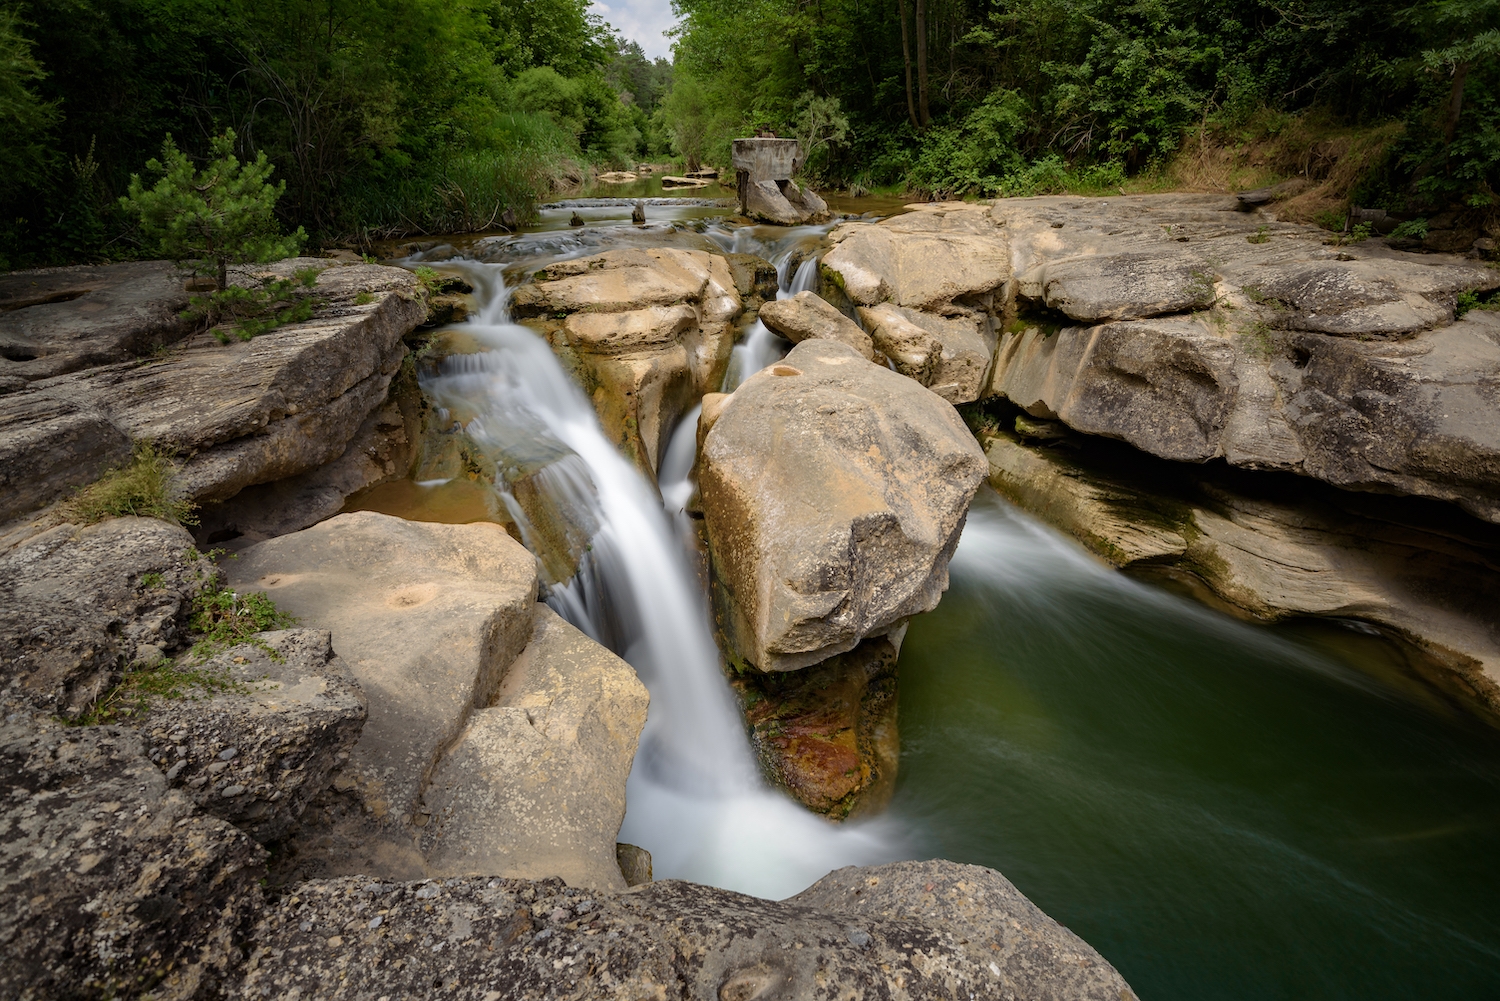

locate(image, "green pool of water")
[[893, 489, 1500, 999]]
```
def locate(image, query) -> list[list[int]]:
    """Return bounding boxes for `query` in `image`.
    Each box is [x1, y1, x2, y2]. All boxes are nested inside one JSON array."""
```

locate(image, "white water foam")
[[421, 261, 903, 899]]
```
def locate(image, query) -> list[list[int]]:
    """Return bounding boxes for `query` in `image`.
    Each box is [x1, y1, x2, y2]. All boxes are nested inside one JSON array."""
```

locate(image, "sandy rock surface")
[[699, 339, 987, 673], [226, 513, 539, 874], [236, 860, 1136, 1001], [422, 605, 649, 891]]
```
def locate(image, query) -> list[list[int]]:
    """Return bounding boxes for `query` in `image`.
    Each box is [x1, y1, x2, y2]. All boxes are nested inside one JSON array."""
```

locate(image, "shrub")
[[121, 129, 305, 291], [64, 442, 196, 526]]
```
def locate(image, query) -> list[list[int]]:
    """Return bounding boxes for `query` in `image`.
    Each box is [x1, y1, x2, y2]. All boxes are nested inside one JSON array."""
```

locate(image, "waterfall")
[[722, 251, 823, 391], [421, 261, 902, 899]]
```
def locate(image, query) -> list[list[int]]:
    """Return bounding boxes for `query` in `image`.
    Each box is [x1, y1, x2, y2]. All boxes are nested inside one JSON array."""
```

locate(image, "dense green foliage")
[[2, 0, 1493, 269], [661, 0, 1499, 208], [0, 0, 673, 267]]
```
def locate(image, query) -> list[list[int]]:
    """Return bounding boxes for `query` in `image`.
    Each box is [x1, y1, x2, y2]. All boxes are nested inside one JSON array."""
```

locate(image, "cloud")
[[590, 0, 679, 60]]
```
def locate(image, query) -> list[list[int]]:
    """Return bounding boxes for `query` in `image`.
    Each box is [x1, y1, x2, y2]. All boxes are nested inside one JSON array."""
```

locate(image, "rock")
[[992, 316, 1238, 463], [660, 175, 711, 188], [718, 251, 781, 301], [986, 195, 1500, 521], [858, 302, 996, 403], [822, 202, 1009, 311], [758, 289, 875, 359], [982, 427, 1500, 710], [0, 717, 266, 1001], [0, 260, 193, 382], [236, 860, 1136, 1000], [732, 629, 902, 818], [0, 389, 131, 522], [421, 605, 648, 891], [699, 339, 988, 672], [0, 259, 426, 521], [615, 843, 652, 886], [512, 248, 742, 476], [1016, 248, 1218, 322], [130, 629, 367, 843], [0, 517, 208, 720], [192, 362, 422, 544], [225, 512, 539, 873]]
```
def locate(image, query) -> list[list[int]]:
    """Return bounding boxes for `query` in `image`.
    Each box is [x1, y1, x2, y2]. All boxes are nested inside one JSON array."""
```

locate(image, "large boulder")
[[759, 289, 874, 359], [699, 338, 988, 674], [235, 860, 1136, 1001], [983, 425, 1500, 710], [0, 718, 266, 1001], [225, 513, 539, 875], [131, 629, 367, 844], [511, 247, 742, 478], [822, 202, 1009, 312], [0, 259, 425, 524], [0, 517, 207, 720], [420, 604, 649, 891]]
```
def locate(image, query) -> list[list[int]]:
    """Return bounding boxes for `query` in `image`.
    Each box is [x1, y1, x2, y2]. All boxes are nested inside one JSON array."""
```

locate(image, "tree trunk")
[[217, 256, 227, 293], [915, 0, 930, 128], [1444, 60, 1471, 144], [897, 0, 919, 130]]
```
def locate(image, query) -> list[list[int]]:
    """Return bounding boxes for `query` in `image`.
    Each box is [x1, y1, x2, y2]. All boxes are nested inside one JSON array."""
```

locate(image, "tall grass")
[[342, 112, 574, 240]]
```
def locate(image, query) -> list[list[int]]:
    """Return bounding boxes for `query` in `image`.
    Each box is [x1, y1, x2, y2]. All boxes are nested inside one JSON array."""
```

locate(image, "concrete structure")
[[731, 137, 829, 225]]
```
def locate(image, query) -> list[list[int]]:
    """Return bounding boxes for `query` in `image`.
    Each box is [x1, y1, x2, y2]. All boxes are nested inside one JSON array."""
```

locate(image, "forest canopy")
[[0, 0, 1494, 268]]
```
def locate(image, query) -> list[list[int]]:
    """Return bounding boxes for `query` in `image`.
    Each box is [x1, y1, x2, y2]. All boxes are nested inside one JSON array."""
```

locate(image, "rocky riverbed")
[[3, 190, 1498, 998]]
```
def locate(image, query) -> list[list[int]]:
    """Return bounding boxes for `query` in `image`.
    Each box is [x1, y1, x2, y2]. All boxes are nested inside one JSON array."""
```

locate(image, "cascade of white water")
[[421, 261, 902, 899], [722, 251, 824, 391]]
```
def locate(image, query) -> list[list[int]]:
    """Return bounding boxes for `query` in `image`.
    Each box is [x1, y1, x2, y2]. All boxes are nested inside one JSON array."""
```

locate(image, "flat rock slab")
[[700, 339, 988, 672], [0, 516, 207, 719], [422, 604, 649, 891], [0, 718, 265, 1001], [0, 260, 192, 381], [0, 260, 425, 521], [226, 513, 538, 853], [133, 629, 366, 843], [823, 204, 1009, 312], [236, 860, 1136, 1001]]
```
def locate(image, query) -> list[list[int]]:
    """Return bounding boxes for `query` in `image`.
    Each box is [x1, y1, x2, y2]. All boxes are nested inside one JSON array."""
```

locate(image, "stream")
[[356, 197, 1500, 998]]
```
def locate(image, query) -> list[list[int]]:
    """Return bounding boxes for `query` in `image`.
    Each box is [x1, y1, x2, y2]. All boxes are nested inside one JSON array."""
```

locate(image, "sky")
[[589, 0, 679, 60]]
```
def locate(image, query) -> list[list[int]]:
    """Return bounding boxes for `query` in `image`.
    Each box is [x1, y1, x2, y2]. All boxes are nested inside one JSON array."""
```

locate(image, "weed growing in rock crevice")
[[76, 656, 249, 725], [189, 586, 296, 662], [63, 442, 197, 526]]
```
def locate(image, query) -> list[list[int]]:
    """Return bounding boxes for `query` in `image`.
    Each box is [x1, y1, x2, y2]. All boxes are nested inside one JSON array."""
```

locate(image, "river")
[[355, 194, 1500, 999]]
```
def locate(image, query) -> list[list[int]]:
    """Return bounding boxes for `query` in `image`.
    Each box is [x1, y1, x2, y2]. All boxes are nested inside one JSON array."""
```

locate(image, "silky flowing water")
[[356, 197, 1500, 997]]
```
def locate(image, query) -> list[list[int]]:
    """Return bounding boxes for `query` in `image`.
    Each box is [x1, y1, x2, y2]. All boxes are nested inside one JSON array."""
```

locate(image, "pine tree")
[[122, 129, 305, 291]]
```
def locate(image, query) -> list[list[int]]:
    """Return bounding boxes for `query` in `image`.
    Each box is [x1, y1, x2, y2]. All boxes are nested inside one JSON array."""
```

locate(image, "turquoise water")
[[893, 489, 1500, 1000]]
